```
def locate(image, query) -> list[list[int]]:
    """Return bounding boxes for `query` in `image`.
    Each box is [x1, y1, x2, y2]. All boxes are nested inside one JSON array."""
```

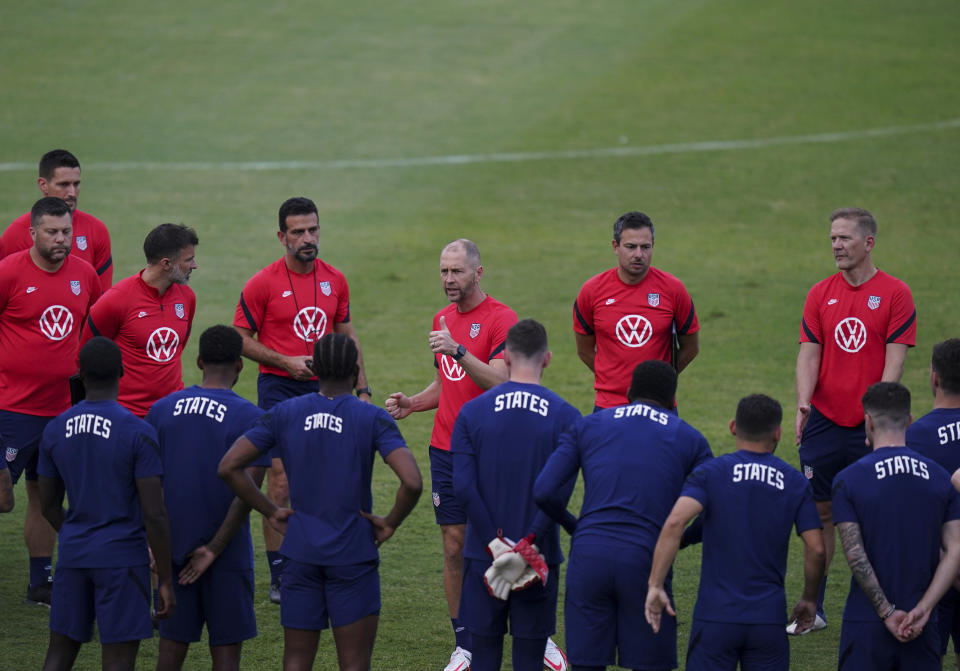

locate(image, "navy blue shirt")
[[450, 381, 581, 564], [907, 407, 960, 476], [244, 393, 406, 565], [38, 400, 162, 568], [833, 447, 960, 621], [682, 450, 821, 624], [146, 386, 267, 569], [534, 402, 712, 552]]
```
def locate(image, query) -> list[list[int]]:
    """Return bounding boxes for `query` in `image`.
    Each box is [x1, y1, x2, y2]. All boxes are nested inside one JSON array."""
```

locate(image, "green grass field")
[[1, 0, 959, 668]]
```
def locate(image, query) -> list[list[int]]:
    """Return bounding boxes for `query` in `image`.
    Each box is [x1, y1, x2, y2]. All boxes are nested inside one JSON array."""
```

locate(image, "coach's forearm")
[[795, 343, 821, 407], [460, 355, 508, 391]]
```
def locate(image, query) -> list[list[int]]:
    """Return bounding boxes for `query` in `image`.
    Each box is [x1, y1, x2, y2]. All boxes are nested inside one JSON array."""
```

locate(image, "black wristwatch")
[[452, 344, 467, 361], [356, 386, 372, 397]]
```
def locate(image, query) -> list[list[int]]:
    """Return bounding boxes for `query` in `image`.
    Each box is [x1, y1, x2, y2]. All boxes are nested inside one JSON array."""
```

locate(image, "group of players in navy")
[[2, 148, 960, 671]]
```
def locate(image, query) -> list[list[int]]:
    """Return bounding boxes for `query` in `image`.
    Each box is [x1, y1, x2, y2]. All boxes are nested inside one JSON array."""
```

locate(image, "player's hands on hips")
[[896, 606, 929, 642], [284, 355, 315, 382], [430, 317, 458, 357], [644, 585, 675, 634], [360, 510, 396, 547], [386, 392, 413, 420], [268, 507, 293, 536], [795, 405, 811, 445], [788, 597, 816, 635], [179, 545, 216, 585], [154, 580, 176, 620]]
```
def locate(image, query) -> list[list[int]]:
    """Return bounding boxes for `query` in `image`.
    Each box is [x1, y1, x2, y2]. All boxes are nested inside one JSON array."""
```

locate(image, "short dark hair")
[[30, 197, 72, 228], [613, 211, 655, 243], [311, 333, 358, 383], [79, 337, 123, 385], [735, 394, 783, 441], [862, 382, 911, 431], [506, 319, 548, 359], [278, 197, 319, 232], [39, 149, 80, 180], [830, 207, 877, 237], [627, 360, 677, 408], [143, 223, 199, 264], [932, 338, 960, 395], [199, 326, 243, 365]]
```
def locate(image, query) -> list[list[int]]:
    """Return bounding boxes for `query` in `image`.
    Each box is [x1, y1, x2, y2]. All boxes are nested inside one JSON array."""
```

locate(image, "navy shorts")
[[0, 410, 54, 483], [50, 566, 153, 644], [429, 447, 467, 526], [937, 587, 960, 655], [686, 621, 788, 671], [280, 559, 380, 631], [799, 406, 869, 501], [257, 373, 318, 410], [459, 557, 558, 639], [159, 563, 257, 646], [839, 620, 940, 670], [565, 543, 675, 670]]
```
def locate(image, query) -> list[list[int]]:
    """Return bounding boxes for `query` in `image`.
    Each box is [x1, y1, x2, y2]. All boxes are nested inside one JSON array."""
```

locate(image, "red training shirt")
[[0, 251, 101, 415], [82, 272, 196, 417], [799, 270, 915, 427], [233, 258, 351, 378], [574, 267, 698, 408], [431, 295, 517, 451]]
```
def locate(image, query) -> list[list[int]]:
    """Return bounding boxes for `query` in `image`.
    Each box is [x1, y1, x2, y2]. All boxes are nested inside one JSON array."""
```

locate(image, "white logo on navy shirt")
[[440, 355, 466, 382], [834, 317, 866, 353], [39, 305, 74, 341], [293, 306, 327, 342], [146, 327, 180, 362], [615, 314, 653, 348]]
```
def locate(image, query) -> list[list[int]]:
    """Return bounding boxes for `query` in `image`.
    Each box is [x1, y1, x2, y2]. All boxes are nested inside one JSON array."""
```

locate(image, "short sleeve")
[[244, 409, 279, 455], [91, 217, 113, 290], [886, 282, 916, 346], [794, 481, 822, 535], [573, 283, 595, 336], [487, 306, 517, 361], [133, 428, 163, 479], [334, 272, 351, 324], [680, 462, 710, 507], [373, 409, 406, 460], [799, 285, 822, 345], [235, 274, 267, 332], [830, 473, 858, 524], [83, 288, 125, 343], [672, 281, 699, 335]]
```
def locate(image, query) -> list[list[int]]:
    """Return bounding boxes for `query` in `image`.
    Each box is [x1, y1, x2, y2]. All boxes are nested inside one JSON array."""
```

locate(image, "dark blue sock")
[[817, 574, 828, 616], [470, 633, 503, 671], [29, 557, 52, 588], [267, 551, 284, 585], [512, 636, 546, 671], [452, 617, 470, 650]]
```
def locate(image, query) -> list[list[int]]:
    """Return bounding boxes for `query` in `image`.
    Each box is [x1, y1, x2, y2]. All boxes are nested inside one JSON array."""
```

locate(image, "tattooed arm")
[[837, 521, 910, 641]]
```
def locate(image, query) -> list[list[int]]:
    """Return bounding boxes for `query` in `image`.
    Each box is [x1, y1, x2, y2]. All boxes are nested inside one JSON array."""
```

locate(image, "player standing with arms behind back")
[[219, 333, 421, 671], [792, 207, 915, 633], [451, 319, 581, 671]]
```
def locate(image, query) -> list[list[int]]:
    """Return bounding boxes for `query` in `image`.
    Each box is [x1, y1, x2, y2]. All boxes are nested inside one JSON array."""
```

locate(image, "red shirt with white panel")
[[81, 272, 196, 417], [430, 295, 517, 451], [0, 251, 101, 416], [233, 257, 351, 379], [799, 270, 915, 427], [574, 267, 698, 408], [1, 211, 112, 292]]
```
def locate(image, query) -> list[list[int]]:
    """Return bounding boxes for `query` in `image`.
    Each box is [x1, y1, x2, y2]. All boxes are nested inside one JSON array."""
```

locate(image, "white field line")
[[1, 118, 958, 173]]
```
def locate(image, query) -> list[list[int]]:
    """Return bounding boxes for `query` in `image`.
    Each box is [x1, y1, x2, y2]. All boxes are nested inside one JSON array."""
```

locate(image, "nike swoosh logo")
[[26, 287, 37, 293], [605, 298, 615, 305], [828, 299, 838, 305], [282, 291, 293, 297], [138, 311, 148, 318], [544, 658, 564, 671]]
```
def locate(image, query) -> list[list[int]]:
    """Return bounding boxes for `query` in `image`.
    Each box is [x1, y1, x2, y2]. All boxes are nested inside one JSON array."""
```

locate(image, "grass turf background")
[[1, 0, 958, 668]]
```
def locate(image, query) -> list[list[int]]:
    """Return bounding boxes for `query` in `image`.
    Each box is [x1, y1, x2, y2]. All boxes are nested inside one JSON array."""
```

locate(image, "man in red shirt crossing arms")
[[81, 224, 198, 418], [790, 207, 916, 634], [0, 196, 101, 605], [1, 149, 112, 292], [574, 211, 699, 410]]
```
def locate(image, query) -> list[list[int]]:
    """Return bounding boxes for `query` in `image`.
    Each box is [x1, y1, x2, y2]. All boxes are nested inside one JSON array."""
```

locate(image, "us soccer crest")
[[804, 465, 814, 480], [319, 281, 332, 297], [75, 236, 87, 251], [647, 293, 660, 307], [867, 295, 881, 310], [174, 303, 185, 319], [432, 492, 440, 508], [70, 280, 81, 296], [469, 322, 481, 339]]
